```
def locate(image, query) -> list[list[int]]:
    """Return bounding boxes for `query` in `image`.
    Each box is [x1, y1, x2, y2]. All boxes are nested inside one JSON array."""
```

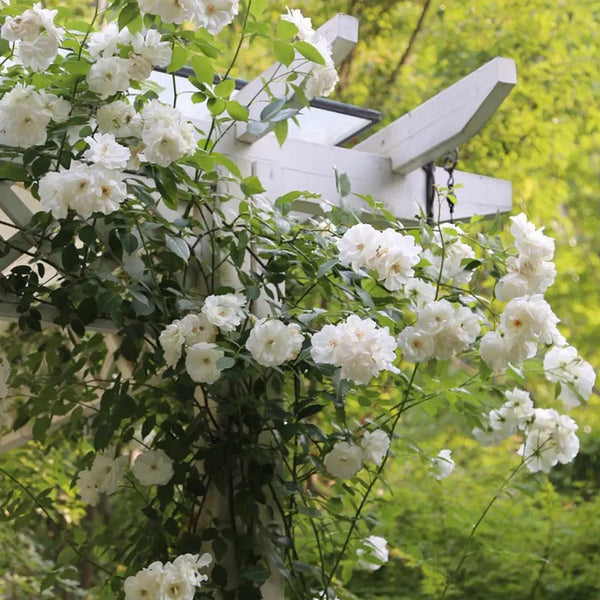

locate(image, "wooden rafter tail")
[[355, 57, 518, 174], [235, 13, 359, 144]]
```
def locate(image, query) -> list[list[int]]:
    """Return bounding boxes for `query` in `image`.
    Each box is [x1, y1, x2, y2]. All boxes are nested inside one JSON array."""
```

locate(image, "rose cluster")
[[77, 449, 173, 505], [322, 430, 390, 479], [474, 388, 580, 473], [125, 553, 212, 600], [310, 315, 398, 384]]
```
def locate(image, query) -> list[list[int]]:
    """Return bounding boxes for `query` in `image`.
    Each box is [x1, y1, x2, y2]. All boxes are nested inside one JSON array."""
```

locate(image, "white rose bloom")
[[37, 90, 71, 123], [310, 323, 343, 365], [133, 449, 174, 486], [430, 449, 455, 480], [336, 223, 381, 271], [404, 278, 436, 308], [77, 453, 127, 505], [0, 84, 50, 147], [503, 388, 536, 423], [357, 535, 389, 572], [97, 101, 143, 138], [323, 441, 363, 479], [124, 564, 164, 600], [160, 321, 186, 367], [137, 0, 194, 24], [39, 163, 128, 219], [84, 133, 131, 170], [201, 293, 246, 332], [373, 230, 421, 291], [304, 37, 338, 99], [87, 56, 131, 98], [132, 29, 172, 67], [127, 53, 155, 81], [281, 7, 315, 40], [500, 295, 560, 345], [312, 316, 398, 384], [88, 22, 131, 57], [17, 35, 61, 71], [520, 408, 579, 473], [416, 300, 454, 336], [246, 319, 304, 367], [141, 101, 199, 166], [172, 553, 212, 587], [160, 561, 196, 600], [397, 326, 434, 363], [179, 313, 218, 345], [76, 469, 101, 506], [543, 345, 596, 407], [0, 356, 10, 400], [495, 254, 556, 301], [191, 0, 240, 35], [479, 330, 511, 371], [361, 430, 390, 465], [185, 342, 224, 384], [1, 4, 63, 71], [509, 213, 555, 261]]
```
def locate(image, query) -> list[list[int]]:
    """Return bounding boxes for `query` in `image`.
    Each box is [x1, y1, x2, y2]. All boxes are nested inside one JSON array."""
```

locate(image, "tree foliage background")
[[1, 0, 599, 599]]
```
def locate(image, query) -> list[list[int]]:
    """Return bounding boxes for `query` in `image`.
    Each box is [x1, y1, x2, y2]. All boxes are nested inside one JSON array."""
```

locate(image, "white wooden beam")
[[355, 57, 517, 173], [234, 13, 359, 143]]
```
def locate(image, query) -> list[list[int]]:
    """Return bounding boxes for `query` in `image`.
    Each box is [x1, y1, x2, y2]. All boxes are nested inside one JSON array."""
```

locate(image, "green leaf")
[[336, 170, 351, 197], [260, 97, 286, 121], [165, 235, 190, 263], [168, 45, 189, 73], [61, 244, 80, 272], [240, 175, 265, 196], [273, 40, 295, 66], [214, 78, 236, 99], [213, 153, 242, 178], [249, 0, 267, 18], [118, 2, 140, 30], [190, 54, 214, 83], [217, 356, 235, 370], [295, 40, 326, 65], [226, 100, 249, 122], [32, 416, 51, 442], [62, 60, 91, 76], [0, 161, 28, 182], [274, 119, 288, 147], [277, 20, 298, 39]]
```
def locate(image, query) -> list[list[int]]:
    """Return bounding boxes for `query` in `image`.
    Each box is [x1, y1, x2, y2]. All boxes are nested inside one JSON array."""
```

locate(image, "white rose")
[[357, 535, 389, 571], [336, 223, 380, 271], [84, 133, 131, 170], [191, 0, 240, 35], [397, 326, 434, 363], [159, 321, 186, 367], [124, 564, 163, 600], [430, 449, 455, 480], [246, 319, 304, 367], [179, 313, 218, 345], [281, 7, 315, 41], [361, 430, 390, 465], [87, 57, 131, 99], [132, 449, 174, 486], [201, 294, 246, 332], [323, 441, 363, 479], [185, 342, 224, 384]]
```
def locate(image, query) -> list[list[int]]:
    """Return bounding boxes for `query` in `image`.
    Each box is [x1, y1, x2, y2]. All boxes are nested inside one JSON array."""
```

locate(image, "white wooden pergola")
[[0, 13, 516, 448], [0, 14, 517, 595]]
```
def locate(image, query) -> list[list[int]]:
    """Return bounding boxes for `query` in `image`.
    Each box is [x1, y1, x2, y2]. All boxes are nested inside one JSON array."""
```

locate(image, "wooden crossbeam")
[[234, 13, 359, 143], [355, 57, 517, 173]]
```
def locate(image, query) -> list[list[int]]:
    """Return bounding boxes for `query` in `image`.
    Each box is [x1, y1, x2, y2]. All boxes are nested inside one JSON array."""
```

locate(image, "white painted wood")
[[234, 13, 359, 143], [355, 57, 517, 174]]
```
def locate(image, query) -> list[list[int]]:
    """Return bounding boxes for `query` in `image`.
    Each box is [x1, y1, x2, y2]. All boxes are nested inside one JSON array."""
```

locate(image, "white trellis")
[[0, 13, 516, 448], [0, 12, 517, 599]]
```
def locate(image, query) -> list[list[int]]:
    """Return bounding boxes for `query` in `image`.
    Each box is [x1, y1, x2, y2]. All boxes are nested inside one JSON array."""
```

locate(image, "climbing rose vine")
[[0, 2, 594, 599]]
